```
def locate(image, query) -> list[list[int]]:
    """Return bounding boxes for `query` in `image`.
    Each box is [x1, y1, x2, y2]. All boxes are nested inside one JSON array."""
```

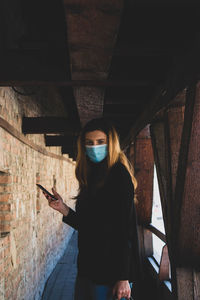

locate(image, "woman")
[[43, 118, 140, 300]]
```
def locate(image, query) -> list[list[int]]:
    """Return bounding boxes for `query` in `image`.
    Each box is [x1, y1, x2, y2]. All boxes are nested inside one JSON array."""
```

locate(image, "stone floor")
[[41, 230, 78, 300]]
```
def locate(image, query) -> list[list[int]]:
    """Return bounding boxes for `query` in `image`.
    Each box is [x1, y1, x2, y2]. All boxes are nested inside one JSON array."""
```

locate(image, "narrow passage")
[[42, 231, 78, 300]]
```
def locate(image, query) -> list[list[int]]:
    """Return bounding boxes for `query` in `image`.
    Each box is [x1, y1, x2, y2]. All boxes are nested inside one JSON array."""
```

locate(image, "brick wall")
[[0, 87, 78, 300]]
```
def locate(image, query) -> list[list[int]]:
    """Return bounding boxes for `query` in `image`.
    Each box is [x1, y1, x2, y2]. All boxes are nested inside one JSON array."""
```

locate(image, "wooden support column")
[[134, 126, 154, 226], [151, 83, 200, 299], [174, 83, 200, 265], [150, 91, 186, 298], [173, 82, 200, 300], [129, 125, 154, 267]]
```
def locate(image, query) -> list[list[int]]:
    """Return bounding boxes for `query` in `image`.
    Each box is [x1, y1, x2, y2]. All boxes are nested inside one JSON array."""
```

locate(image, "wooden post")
[[151, 83, 200, 299], [173, 82, 200, 299], [128, 130, 154, 299], [174, 83, 200, 264], [133, 126, 154, 226], [129, 126, 154, 267], [150, 101, 185, 298], [164, 92, 186, 299]]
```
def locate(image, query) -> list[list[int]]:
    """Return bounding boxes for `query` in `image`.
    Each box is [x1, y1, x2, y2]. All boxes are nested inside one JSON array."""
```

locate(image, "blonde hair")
[[75, 119, 137, 200]]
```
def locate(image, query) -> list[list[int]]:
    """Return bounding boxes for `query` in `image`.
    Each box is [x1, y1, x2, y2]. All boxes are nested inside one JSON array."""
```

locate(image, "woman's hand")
[[42, 188, 69, 216], [112, 280, 131, 300]]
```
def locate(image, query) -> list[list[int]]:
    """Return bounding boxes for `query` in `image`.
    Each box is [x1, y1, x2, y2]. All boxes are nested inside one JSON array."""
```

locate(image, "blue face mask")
[[85, 144, 108, 163]]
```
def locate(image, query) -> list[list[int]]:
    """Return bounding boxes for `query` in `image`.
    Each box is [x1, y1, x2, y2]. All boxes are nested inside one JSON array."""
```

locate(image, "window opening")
[[151, 165, 166, 264]]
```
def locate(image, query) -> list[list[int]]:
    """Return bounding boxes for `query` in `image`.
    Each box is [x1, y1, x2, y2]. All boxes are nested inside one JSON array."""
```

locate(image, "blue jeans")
[[74, 276, 133, 300]]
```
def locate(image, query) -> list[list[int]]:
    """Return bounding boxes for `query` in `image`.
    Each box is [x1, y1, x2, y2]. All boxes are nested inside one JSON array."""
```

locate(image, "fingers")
[[42, 191, 57, 203], [52, 187, 59, 196], [112, 285, 131, 300], [53, 188, 62, 200]]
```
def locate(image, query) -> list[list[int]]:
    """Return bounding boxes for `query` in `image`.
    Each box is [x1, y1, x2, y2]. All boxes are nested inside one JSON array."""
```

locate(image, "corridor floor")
[[42, 230, 78, 300], [41, 230, 142, 300]]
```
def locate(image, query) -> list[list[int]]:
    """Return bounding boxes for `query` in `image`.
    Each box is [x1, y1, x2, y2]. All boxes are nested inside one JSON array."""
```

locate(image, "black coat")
[[62, 160, 140, 286]]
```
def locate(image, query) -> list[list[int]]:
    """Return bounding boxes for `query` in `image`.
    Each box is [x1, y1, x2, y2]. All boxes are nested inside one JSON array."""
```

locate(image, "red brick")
[[0, 213, 12, 221], [0, 175, 11, 184], [13, 176, 18, 183], [36, 198, 41, 212], [0, 249, 5, 257], [0, 223, 10, 232], [0, 194, 11, 202], [3, 235, 10, 245], [0, 204, 11, 211], [0, 185, 7, 193], [3, 247, 10, 258], [5, 287, 12, 299], [0, 263, 3, 274]]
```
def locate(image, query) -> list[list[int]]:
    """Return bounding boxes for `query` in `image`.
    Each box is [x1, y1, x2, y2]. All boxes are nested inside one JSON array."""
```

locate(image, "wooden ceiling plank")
[[22, 117, 80, 134], [45, 135, 78, 147]]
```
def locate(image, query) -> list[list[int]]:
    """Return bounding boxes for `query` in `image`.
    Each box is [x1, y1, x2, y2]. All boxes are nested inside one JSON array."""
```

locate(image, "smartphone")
[[36, 184, 57, 200]]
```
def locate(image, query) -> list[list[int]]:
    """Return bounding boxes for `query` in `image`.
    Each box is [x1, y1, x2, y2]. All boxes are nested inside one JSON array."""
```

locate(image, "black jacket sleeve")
[[62, 207, 79, 230], [111, 163, 137, 281]]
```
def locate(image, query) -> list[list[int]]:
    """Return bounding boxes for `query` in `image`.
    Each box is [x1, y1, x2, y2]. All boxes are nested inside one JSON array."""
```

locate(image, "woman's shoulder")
[[109, 161, 132, 180], [108, 161, 135, 194]]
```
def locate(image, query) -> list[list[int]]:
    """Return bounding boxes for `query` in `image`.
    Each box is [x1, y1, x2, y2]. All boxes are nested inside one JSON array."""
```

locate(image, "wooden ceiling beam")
[[0, 80, 156, 87], [45, 135, 78, 147], [121, 50, 199, 149], [22, 117, 80, 134]]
